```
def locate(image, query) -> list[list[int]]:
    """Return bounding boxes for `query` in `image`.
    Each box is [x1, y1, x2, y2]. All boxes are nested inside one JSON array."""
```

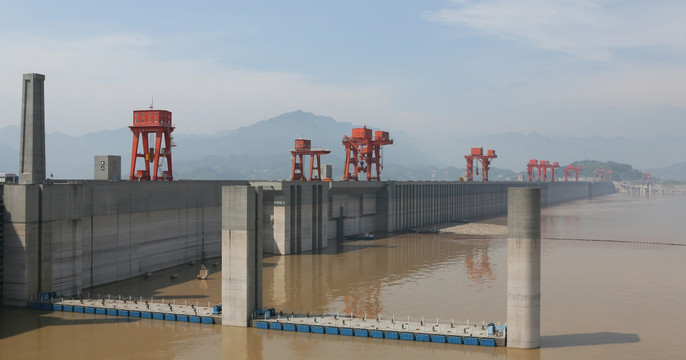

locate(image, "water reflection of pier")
[[264, 234, 503, 316]]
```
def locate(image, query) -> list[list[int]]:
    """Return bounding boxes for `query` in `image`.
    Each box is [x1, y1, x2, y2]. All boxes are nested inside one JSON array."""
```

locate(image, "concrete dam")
[[0, 72, 616, 309], [1, 179, 615, 306]]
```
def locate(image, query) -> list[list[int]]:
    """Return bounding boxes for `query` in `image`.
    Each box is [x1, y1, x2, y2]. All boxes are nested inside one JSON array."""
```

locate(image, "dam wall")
[[1, 180, 246, 306], [332, 181, 614, 235], [2, 180, 614, 305], [253, 182, 328, 256]]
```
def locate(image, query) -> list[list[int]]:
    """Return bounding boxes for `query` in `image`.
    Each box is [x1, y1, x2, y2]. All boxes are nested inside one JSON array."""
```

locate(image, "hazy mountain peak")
[[258, 110, 340, 127]]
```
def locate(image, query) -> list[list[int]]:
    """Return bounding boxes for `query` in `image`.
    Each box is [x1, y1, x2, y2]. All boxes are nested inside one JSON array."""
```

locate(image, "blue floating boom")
[[384, 331, 399, 340], [400, 332, 414, 341], [464, 337, 479, 346], [354, 329, 369, 337], [480, 338, 496, 347], [416, 333, 430, 342], [256, 321, 269, 329], [370, 330, 384, 339], [311, 326, 324, 334], [431, 335, 446, 343], [447, 336, 462, 345]]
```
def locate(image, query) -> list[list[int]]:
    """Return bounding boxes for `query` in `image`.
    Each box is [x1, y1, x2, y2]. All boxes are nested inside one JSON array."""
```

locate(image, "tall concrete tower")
[[19, 73, 46, 184], [507, 187, 541, 349]]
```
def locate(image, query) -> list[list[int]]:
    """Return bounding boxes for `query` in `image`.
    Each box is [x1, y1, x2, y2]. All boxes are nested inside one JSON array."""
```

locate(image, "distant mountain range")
[[0, 110, 685, 180]]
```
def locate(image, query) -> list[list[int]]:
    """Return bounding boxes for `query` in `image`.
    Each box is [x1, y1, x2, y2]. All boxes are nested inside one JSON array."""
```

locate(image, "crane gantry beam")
[[291, 138, 331, 181], [342, 127, 393, 181], [564, 164, 583, 182], [464, 147, 497, 181]]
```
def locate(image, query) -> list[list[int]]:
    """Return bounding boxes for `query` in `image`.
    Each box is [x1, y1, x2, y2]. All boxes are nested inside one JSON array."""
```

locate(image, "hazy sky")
[[1, 0, 684, 138]]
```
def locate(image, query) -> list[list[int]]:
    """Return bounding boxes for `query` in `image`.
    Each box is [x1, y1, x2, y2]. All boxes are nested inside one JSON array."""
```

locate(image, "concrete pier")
[[506, 187, 541, 349], [19, 73, 46, 185], [222, 186, 262, 326]]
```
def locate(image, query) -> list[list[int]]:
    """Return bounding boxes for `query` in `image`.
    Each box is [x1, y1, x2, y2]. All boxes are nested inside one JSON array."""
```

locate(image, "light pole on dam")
[[507, 187, 541, 349]]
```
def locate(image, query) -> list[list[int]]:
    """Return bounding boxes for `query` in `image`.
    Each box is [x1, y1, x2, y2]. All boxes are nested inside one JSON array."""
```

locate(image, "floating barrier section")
[[29, 298, 221, 325], [251, 315, 506, 347]]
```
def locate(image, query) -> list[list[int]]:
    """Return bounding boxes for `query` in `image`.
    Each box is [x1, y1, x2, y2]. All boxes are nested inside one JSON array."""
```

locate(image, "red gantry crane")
[[129, 107, 175, 181], [464, 147, 497, 181], [593, 168, 614, 182], [564, 164, 583, 182], [290, 138, 331, 181], [544, 161, 560, 182], [526, 159, 539, 181], [341, 127, 393, 181], [526, 159, 559, 182], [538, 160, 550, 181]]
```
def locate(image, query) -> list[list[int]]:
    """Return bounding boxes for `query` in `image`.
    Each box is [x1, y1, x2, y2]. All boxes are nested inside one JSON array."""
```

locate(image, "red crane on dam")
[[543, 161, 560, 181], [538, 160, 550, 181], [129, 107, 175, 181], [642, 171, 651, 184], [526, 159, 559, 182], [593, 168, 614, 182], [464, 147, 497, 181], [564, 164, 583, 182], [526, 159, 542, 181], [342, 127, 393, 181], [290, 138, 331, 181]]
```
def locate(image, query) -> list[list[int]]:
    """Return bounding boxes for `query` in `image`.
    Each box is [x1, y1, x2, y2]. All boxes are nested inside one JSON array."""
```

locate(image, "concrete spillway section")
[[507, 187, 541, 349]]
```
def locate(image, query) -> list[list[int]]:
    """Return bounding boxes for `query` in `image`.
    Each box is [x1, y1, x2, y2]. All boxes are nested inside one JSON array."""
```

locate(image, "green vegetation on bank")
[[570, 160, 644, 181]]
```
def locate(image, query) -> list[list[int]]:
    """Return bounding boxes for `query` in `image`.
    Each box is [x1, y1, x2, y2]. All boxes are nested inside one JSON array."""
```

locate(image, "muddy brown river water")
[[2, 193, 685, 359]]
